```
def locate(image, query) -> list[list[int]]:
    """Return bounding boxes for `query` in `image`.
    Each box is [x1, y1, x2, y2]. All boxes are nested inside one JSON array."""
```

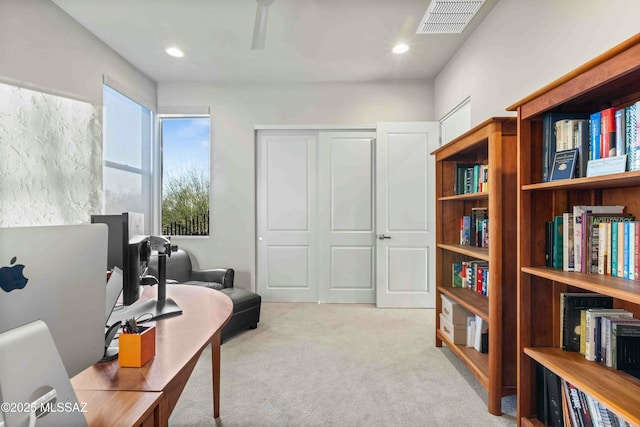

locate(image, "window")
[[159, 116, 210, 236], [103, 85, 153, 232]]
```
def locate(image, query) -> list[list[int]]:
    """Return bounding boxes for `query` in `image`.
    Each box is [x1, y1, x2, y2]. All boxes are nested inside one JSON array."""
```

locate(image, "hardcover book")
[[550, 148, 578, 181], [552, 216, 563, 269], [614, 323, 640, 378], [561, 293, 613, 352]]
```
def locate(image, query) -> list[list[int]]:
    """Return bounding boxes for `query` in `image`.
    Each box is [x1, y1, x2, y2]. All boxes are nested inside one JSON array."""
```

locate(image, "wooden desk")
[[75, 390, 162, 427], [72, 286, 233, 427]]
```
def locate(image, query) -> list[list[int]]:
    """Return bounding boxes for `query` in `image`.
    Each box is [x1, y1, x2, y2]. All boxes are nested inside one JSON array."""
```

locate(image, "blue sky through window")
[[162, 117, 210, 184]]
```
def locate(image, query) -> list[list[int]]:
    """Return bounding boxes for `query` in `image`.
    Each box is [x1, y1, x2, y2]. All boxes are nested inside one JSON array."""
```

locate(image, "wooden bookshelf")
[[508, 33, 640, 427], [431, 117, 518, 415]]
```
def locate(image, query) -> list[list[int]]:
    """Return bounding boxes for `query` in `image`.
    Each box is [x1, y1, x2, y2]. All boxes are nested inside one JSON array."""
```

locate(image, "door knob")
[[378, 234, 391, 240]]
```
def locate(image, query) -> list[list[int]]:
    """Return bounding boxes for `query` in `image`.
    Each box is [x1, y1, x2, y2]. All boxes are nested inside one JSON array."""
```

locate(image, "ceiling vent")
[[416, 0, 486, 34]]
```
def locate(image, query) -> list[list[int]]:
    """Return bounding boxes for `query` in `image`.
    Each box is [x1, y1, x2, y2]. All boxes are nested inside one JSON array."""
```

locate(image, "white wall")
[[0, 0, 155, 226], [158, 81, 434, 290], [435, 0, 640, 126], [0, 0, 155, 109]]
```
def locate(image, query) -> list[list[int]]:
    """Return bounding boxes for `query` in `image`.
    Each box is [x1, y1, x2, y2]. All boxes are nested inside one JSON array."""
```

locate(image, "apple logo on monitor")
[[0, 256, 29, 292]]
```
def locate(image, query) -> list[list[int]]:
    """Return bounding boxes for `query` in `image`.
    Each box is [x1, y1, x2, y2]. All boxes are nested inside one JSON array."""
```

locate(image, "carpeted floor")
[[170, 302, 517, 427]]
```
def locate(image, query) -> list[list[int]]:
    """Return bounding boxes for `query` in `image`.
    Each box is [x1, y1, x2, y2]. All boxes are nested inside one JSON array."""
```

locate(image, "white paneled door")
[[257, 131, 318, 302], [257, 123, 438, 305], [375, 122, 439, 308], [318, 131, 376, 303]]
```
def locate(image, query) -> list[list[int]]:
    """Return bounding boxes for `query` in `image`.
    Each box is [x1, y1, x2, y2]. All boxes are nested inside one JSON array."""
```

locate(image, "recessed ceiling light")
[[392, 44, 410, 54], [166, 47, 184, 58]]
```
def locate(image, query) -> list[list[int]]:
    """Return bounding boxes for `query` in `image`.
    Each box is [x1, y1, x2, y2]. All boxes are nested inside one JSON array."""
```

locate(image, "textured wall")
[[0, 82, 102, 226]]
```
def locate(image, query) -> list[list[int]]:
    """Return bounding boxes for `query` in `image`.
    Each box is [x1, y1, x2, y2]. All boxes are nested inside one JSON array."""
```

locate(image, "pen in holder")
[[118, 318, 156, 367]]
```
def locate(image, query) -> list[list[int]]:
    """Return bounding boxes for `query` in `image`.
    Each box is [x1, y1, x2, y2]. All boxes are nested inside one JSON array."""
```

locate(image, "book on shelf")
[[466, 316, 476, 348], [626, 102, 640, 171], [573, 205, 625, 273], [615, 108, 626, 157], [546, 221, 553, 267], [462, 260, 489, 294], [541, 365, 563, 427], [601, 107, 617, 158], [452, 263, 463, 288], [584, 308, 628, 361], [454, 163, 488, 195], [563, 212, 575, 271], [541, 112, 590, 182], [460, 216, 471, 245], [552, 215, 564, 269], [614, 322, 640, 378], [607, 318, 640, 369], [562, 379, 594, 427], [582, 213, 634, 275], [598, 311, 634, 364], [535, 363, 550, 425], [473, 315, 488, 353], [560, 293, 613, 353], [471, 207, 488, 247], [590, 111, 601, 162]]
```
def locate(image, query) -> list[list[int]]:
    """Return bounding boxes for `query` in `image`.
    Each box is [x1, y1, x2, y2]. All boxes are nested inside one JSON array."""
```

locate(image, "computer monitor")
[[91, 212, 149, 306], [92, 213, 182, 323], [0, 224, 107, 377]]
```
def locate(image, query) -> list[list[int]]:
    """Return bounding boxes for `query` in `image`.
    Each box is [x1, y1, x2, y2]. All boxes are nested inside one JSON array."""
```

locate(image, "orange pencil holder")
[[118, 325, 156, 367]]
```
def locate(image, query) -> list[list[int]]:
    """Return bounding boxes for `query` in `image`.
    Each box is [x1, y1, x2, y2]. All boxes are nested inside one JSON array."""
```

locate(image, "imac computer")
[[0, 223, 108, 426]]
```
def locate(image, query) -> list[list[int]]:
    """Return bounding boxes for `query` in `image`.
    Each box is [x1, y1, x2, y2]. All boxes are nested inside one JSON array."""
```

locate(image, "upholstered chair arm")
[[190, 268, 234, 288]]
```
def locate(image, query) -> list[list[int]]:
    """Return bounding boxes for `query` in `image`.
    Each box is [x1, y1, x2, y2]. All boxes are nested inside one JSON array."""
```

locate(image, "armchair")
[[146, 249, 261, 341], [147, 249, 234, 290]]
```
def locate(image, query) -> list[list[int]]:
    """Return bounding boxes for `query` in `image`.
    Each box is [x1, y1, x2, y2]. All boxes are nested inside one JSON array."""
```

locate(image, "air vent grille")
[[416, 0, 486, 34]]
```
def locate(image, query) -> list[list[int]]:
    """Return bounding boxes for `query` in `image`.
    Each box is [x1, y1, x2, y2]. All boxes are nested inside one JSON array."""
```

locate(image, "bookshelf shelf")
[[440, 287, 489, 321], [521, 170, 640, 191], [437, 329, 489, 388], [437, 244, 490, 261], [432, 117, 518, 415], [509, 33, 640, 427], [439, 192, 489, 202], [521, 267, 640, 305], [524, 347, 640, 424]]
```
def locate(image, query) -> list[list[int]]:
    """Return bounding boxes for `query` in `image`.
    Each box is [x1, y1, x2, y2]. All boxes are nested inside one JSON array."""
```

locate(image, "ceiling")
[[52, 0, 497, 84]]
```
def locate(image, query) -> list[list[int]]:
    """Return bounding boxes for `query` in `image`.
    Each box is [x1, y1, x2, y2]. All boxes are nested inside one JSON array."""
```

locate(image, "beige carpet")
[[170, 303, 517, 427]]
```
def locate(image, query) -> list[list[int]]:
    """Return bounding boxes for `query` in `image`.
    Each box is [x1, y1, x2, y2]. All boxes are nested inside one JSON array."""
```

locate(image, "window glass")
[[160, 117, 210, 236], [103, 85, 153, 232]]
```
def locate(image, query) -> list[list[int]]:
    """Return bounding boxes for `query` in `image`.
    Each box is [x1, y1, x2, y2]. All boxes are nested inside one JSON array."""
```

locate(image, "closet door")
[[318, 131, 376, 303], [257, 130, 318, 302]]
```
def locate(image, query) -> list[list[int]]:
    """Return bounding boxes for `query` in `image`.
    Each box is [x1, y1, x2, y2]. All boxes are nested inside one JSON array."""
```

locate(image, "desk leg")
[[211, 331, 221, 419]]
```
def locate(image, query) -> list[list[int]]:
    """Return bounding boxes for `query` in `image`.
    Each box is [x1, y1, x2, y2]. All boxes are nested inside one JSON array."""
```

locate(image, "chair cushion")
[[181, 281, 225, 290], [220, 288, 261, 313]]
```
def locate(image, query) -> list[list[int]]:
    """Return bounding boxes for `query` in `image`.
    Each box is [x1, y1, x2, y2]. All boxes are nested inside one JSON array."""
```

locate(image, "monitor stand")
[[127, 297, 183, 322], [108, 253, 182, 325]]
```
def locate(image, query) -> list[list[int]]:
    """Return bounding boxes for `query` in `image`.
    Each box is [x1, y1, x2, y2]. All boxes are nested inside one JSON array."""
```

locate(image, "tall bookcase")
[[508, 34, 640, 426], [432, 117, 518, 415]]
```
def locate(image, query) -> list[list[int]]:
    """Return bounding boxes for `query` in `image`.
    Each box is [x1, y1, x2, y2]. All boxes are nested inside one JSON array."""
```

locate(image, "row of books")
[[537, 364, 632, 427], [560, 293, 640, 378], [454, 163, 488, 195], [540, 102, 640, 182], [459, 207, 488, 247], [466, 315, 488, 353], [452, 260, 489, 296], [546, 205, 640, 281]]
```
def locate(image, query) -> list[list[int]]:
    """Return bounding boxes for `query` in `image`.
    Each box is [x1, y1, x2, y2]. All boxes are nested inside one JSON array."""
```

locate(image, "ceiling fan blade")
[[251, 0, 274, 50]]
